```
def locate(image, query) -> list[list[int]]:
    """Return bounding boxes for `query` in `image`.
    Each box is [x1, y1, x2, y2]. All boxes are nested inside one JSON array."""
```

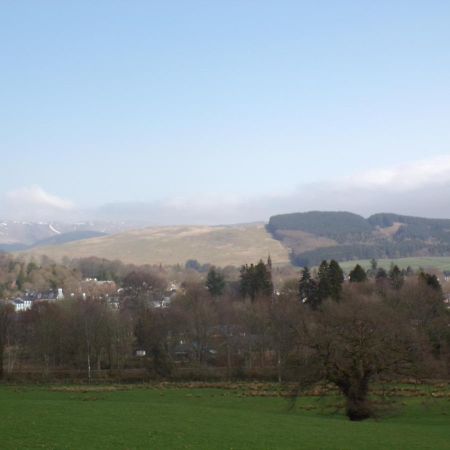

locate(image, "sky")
[[1, 1, 450, 223]]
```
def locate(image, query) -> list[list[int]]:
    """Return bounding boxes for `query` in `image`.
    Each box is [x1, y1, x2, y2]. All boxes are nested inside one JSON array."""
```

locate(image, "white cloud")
[[263, 154, 450, 220], [2, 155, 450, 224], [2, 185, 76, 221], [346, 155, 450, 191], [6, 185, 74, 210], [138, 154, 450, 223]]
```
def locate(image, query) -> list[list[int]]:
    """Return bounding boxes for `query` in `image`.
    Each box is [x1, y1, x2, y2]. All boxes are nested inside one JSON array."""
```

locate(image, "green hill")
[[267, 211, 450, 266], [268, 211, 373, 241], [18, 212, 450, 269]]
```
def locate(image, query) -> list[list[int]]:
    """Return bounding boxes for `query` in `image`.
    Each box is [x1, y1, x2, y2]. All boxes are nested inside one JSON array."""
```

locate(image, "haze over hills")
[[7, 211, 450, 268]]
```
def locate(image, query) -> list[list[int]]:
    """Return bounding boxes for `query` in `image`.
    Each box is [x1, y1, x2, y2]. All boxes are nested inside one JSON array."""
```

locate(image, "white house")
[[11, 297, 32, 312]]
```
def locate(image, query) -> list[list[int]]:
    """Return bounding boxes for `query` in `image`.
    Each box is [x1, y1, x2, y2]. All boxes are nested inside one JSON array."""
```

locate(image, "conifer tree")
[[368, 258, 378, 277], [419, 272, 442, 292], [349, 264, 367, 283], [16, 266, 26, 291], [328, 259, 344, 301], [206, 267, 225, 297], [299, 267, 320, 309], [255, 260, 273, 298], [239, 264, 253, 299], [239, 260, 273, 301], [375, 267, 387, 280], [267, 255, 272, 272], [388, 265, 404, 290], [317, 260, 331, 302]]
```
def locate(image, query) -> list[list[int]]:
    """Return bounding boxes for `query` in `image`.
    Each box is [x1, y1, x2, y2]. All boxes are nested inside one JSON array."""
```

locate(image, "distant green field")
[[339, 257, 450, 272], [0, 384, 448, 449]]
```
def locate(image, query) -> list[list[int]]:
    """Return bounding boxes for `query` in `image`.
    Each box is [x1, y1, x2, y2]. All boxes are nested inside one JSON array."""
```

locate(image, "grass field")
[[339, 256, 450, 272], [24, 224, 291, 267], [0, 384, 449, 450]]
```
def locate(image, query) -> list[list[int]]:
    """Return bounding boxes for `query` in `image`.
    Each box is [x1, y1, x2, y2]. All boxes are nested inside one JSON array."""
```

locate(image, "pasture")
[[0, 383, 448, 449]]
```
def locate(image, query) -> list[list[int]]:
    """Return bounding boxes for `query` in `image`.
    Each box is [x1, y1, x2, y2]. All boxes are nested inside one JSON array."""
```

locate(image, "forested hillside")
[[268, 211, 450, 266]]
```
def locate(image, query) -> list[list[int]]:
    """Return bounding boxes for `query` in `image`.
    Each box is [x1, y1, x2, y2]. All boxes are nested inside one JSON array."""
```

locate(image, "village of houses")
[[2, 278, 179, 313]]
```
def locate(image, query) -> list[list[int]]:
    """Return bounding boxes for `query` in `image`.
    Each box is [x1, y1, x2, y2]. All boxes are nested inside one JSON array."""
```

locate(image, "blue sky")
[[1, 1, 450, 222]]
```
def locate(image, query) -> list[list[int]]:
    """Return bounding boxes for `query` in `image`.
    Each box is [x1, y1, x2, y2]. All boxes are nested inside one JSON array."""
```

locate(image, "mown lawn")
[[0, 384, 449, 450]]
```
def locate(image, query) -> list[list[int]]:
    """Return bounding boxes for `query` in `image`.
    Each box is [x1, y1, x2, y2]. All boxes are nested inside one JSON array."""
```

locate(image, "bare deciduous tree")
[[293, 289, 428, 421]]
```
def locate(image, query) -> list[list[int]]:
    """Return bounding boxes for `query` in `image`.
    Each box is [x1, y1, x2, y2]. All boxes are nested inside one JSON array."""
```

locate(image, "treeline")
[[0, 253, 81, 297], [291, 240, 450, 267], [0, 256, 449, 421], [0, 254, 236, 299]]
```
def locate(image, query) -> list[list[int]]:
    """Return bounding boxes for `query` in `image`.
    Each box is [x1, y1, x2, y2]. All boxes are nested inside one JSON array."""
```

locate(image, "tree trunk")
[[340, 376, 372, 421], [44, 353, 50, 377], [7, 345, 16, 374], [346, 395, 372, 421], [87, 351, 92, 384], [277, 350, 282, 383], [226, 342, 231, 380]]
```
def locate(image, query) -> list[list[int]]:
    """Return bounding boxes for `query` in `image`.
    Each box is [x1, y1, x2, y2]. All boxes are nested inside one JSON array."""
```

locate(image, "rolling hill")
[[12, 211, 450, 269], [267, 211, 450, 266], [24, 224, 291, 267]]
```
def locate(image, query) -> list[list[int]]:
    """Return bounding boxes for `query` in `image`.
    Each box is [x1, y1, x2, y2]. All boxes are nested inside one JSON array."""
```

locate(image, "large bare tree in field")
[[293, 288, 428, 421]]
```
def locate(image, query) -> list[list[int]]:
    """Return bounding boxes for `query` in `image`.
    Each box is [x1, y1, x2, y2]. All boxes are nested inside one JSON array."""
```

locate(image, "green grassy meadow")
[[0, 384, 449, 450]]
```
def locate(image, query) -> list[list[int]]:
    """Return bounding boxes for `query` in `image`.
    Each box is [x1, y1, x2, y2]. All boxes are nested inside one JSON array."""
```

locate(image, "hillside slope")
[[29, 230, 107, 248], [267, 211, 450, 266], [0, 220, 142, 251], [25, 224, 290, 267]]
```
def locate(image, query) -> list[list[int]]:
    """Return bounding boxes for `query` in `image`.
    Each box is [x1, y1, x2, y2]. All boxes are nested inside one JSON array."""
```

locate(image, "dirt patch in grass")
[[45, 380, 450, 399]]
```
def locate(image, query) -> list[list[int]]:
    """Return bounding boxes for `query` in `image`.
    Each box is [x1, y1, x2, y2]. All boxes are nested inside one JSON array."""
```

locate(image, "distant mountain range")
[[2, 211, 450, 267], [0, 220, 137, 252]]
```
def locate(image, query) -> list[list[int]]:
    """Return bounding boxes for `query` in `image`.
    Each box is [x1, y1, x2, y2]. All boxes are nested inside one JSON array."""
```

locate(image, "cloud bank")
[[2, 155, 450, 224], [2, 185, 76, 221], [96, 154, 450, 224]]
